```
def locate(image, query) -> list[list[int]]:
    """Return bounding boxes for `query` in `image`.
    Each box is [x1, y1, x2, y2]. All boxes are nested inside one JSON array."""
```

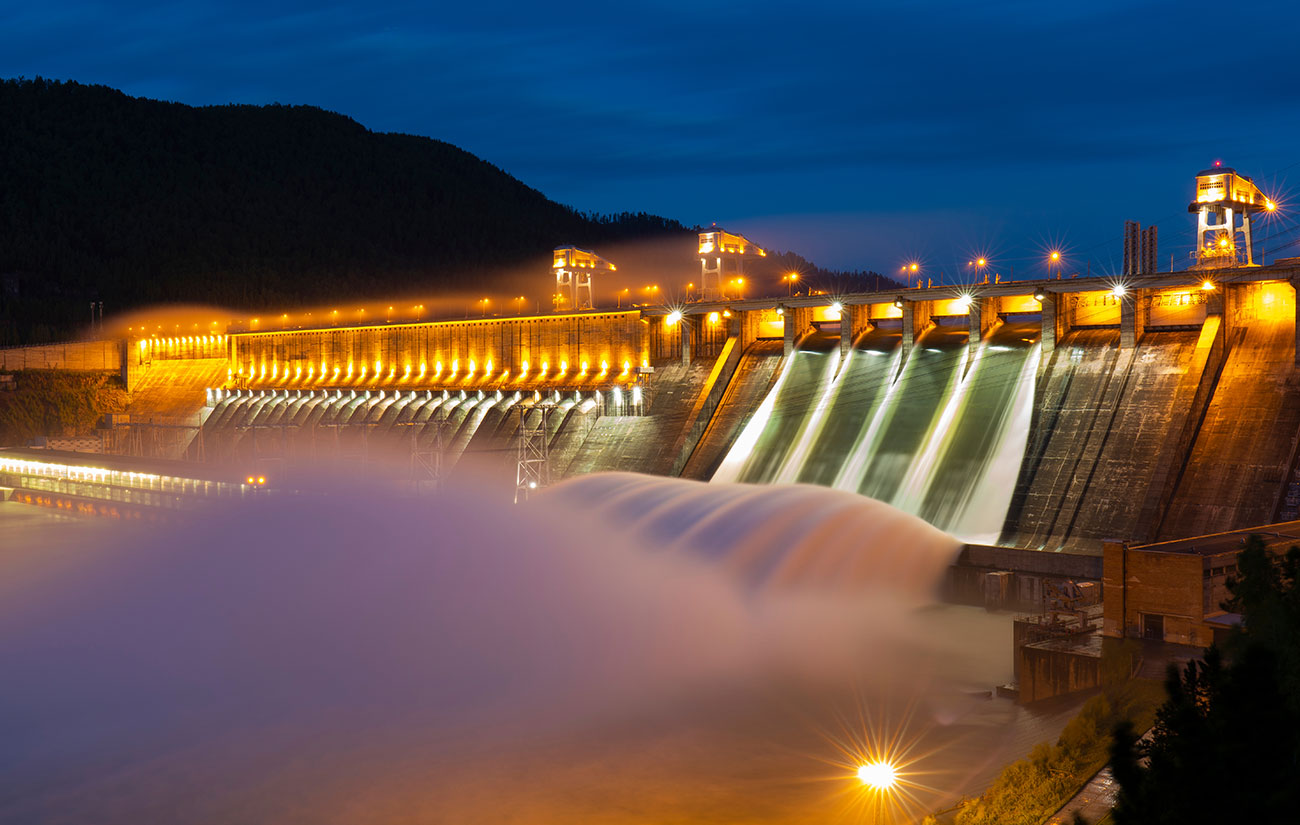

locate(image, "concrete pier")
[[1039, 291, 1061, 357], [1120, 289, 1145, 348], [969, 296, 998, 356], [1293, 275, 1300, 366], [901, 300, 932, 360], [680, 315, 696, 367]]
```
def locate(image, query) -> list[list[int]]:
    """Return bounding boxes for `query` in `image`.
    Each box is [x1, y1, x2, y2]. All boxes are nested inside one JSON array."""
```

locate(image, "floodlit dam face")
[[64, 264, 1300, 551]]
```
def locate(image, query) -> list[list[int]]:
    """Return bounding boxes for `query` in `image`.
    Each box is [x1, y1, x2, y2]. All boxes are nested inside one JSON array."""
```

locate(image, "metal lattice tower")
[[514, 404, 553, 502], [398, 413, 446, 494]]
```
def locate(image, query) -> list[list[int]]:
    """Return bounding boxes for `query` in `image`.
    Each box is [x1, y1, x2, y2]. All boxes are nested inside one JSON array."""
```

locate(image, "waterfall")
[[711, 323, 1041, 544]]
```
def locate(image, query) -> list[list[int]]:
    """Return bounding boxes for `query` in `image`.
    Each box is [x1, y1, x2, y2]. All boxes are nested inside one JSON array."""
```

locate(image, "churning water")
[[0, 472, 1037, 824], [715, 323, 1041, 544]]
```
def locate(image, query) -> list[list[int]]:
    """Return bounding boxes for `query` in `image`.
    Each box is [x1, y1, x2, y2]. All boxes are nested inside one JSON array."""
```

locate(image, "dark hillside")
[[0, 78, 691, 341]]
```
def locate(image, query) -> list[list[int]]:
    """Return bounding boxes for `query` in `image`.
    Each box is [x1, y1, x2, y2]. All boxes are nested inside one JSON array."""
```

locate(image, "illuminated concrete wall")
[[231, 312, 650, 389], [1068, 291, 1122, 326], [137, 335, 227, 362]]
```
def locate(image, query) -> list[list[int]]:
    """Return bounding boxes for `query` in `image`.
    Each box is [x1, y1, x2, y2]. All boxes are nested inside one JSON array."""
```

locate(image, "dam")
[[4, 165, 1300, 578], [68, 258, 1294, 558]]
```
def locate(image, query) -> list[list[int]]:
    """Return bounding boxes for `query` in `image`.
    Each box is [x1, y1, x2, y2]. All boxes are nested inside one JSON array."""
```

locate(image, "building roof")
[[1131, 521, 1300, 556]]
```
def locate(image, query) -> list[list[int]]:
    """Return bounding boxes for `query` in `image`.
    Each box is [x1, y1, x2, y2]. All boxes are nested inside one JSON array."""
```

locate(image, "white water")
[[832, 347, 906, 490], [714, 329, 1040, 545], [945, 345, 1041, 543], [546, 472, 961, 595], [710, 354, 793, 483], [888, 345, 978, 515], [770, 347, 847, 485]]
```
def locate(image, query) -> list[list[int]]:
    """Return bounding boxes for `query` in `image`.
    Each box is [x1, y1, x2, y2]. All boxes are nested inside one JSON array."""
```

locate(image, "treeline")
[[750, 250, 901, 296], [0, 370, 127, 446], [0, 78, 695, 342]]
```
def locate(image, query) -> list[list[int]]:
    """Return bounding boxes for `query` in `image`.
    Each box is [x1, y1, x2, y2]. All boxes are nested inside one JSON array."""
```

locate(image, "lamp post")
[[901, 262, 921, 288], [1048, 250, 1062, 280]]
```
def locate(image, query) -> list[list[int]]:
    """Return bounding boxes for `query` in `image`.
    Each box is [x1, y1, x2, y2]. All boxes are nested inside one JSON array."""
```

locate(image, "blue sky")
[[6, 0, 1300, 277]]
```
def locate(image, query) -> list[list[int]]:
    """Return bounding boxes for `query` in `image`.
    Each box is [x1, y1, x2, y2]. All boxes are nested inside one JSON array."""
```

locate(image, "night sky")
[[6, 0, 1300, 279]]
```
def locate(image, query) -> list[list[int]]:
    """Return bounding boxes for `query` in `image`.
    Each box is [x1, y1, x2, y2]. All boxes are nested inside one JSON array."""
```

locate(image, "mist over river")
[[0, 474, 1070, 824]]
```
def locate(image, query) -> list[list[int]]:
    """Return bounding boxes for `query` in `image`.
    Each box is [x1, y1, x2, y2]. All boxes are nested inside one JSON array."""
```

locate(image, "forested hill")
[[0, 77, 692, 340]]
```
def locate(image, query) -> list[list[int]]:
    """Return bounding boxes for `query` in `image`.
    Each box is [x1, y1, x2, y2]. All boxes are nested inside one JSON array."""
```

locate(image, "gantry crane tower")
[[698, 226, 766, 301], [1190, 162, 1275, 268], [553, 246, 615, 310]]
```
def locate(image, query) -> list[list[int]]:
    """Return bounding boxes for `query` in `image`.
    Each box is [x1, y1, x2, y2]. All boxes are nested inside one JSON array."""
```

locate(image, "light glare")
[[857, 761, 897, 790]]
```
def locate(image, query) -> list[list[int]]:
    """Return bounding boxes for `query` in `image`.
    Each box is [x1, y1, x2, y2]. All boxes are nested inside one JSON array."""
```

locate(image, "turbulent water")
[[715, 322, 1041, 543], [0, 472, 1056, 825]]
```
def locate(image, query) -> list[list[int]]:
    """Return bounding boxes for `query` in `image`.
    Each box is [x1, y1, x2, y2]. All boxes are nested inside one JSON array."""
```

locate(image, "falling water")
[[713, 333, 840, 484], [919, 329, 1040, 543], [713, 322, 1041, 543], [851, 326, 969, 503], [796, 330, 901, 486]]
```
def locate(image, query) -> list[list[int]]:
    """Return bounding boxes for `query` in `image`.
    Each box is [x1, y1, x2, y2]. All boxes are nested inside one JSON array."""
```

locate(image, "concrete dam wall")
[[88, 265, 1300, 550]]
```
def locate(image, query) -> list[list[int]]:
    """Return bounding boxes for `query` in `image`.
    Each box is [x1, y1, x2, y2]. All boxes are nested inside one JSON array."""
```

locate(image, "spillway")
[[116, 268, 1296, 550], [843, 325, 969, 503], [712, 332, 840, 484], [791, 326, 901, 487], [713, 321, 1040, 543]]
